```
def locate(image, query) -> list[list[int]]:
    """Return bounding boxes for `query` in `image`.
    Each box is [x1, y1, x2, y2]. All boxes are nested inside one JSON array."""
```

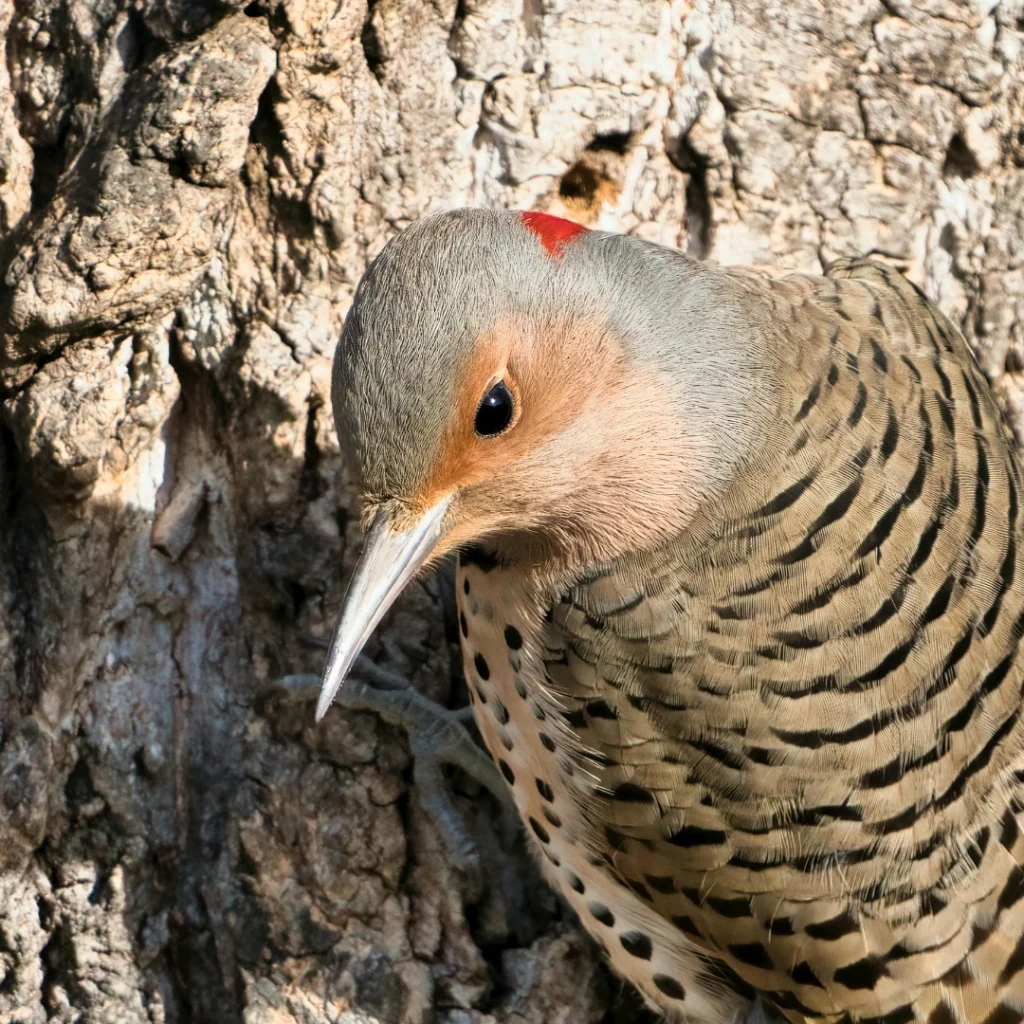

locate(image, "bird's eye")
[[475, 380, 514, 437]]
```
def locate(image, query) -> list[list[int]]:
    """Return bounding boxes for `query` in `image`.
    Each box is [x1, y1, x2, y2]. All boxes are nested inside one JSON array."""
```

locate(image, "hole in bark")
[[118, 8, 168, 72], [0, 921, 15, 994], [354, 951, 407, 1021], [669, 138, 712, 259], [244, 1, 262, 14], [166, 155, 191, 181], [36, 895, 54, 932], [29, 140, 64, 213], [40, 920, 80, 1009], [559, 164, 601, 202], [87, 870, 114, 907], [0, 422, 48, 715], [247, 77, 316, 239], [64, 758, 97, 812], [942, 133, 979, 179], [361, 0, 386, 83], [556, 132, 631, 215], [299, 395, 324, 502], [587, 131, 632, 155], [284, 578, 306, 618], [938, 223, 958, 263]]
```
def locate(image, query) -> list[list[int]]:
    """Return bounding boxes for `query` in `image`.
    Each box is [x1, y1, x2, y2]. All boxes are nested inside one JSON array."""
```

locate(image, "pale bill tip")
[[315, 497, 451, 721]]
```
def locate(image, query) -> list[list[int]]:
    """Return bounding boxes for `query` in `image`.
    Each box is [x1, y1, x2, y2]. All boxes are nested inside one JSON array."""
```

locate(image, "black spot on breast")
[[463, 577, 470, 595], [540, 732, 556, 752], [644, 874, 675, 894], [1001, 808, 1020, 850], [504, 625, 522, 649], [626, 878, 652, 902], [896, 353, 923, 385], [728, 941, 774, 970], [474, 652, 490, 680], [870, 338, 888, 373], [588, 902, 615, 926], [567, 871, 585, 893], [500, 732, 513, 751], [586, 699, 617, 719], [611, 783, 653, 803], [998, 865, 1024, 912], [498, 759, 515, 785], [832, 955, 886, 990], [795, 379, 821, 421], [880, 405, 899, 461], [937, 394, 955, 434], [775, 629, 825, 650], [667, 824, 727, 847], [536, 778, 554, 801], [492, 700, 509, 725], [542, 806, 562, 828], [515, 677, 527, 699], [562, 708, 587, 728], [776, 535, 817, 566], [474, 684, 487, 704], [672, 914, 701, 937], [791, 961, 825, 987], [756, 473, 816, 517], [809, 474, 863, 536], [706, 894, 751, 918], [529, 817, 550, 843], [619, 931, 653, 960], [459, 612, 469, 638], [848, 381, 869, 427], [999, 933, 1024, 984], [604, 826, 629, 851], [652, 974, 685, 1000]]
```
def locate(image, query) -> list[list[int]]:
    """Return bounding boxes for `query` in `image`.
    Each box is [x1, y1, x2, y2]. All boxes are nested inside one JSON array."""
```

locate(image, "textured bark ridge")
[[1, 1, 1022, 1021]]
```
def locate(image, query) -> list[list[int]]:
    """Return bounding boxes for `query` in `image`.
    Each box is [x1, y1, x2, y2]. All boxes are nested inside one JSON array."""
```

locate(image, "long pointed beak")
[[316, 497, 451, 721]]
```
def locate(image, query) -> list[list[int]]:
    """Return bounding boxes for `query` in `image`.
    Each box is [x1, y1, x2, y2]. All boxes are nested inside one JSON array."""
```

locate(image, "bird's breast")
[[454, 548, 750, 1022]]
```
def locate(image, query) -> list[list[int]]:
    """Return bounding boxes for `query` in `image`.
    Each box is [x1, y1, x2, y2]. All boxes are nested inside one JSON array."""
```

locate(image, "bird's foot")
[[265, 657, 514, 883]]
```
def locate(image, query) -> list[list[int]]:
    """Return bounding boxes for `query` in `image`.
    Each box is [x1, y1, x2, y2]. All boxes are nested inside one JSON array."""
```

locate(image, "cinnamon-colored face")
[[424, 316, 622, 493], [380, 312, 705, 572]]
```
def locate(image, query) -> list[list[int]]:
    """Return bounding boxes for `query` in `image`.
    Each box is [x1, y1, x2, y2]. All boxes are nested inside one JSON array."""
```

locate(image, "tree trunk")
[[1, 1, 1022, 1021]]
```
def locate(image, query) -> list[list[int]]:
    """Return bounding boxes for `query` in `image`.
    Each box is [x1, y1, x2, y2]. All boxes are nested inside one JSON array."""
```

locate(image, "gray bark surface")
[[0, 0, 1022, 1021]]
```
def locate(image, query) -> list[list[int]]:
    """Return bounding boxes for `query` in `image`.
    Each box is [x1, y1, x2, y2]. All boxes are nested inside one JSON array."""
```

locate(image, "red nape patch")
[[519, 211, 587, 258]]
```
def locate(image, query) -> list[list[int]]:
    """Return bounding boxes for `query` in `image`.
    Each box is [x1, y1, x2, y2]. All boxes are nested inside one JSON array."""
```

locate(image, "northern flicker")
[[315, 208, 1024, 1022]]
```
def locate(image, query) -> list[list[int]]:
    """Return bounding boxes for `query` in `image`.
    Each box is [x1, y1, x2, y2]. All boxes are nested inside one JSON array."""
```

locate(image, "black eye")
[[475, 380, 514, 437]]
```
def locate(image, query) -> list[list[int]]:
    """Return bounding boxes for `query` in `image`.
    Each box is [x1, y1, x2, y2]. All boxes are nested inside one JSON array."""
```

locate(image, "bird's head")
[[317, 207, 779, 717]]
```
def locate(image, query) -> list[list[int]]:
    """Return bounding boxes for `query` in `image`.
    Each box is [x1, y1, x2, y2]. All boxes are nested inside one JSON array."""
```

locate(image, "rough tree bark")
[[1, 0, 1023, 1021]]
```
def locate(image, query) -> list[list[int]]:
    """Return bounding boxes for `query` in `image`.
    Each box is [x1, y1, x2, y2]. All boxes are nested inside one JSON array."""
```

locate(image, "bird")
[[314, 206, 1024, 1023]]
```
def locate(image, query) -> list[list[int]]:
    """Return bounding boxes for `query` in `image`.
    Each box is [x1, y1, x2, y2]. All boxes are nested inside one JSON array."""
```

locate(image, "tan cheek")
[[479, 370, 705, 550], [412, 317, 630, 521]]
